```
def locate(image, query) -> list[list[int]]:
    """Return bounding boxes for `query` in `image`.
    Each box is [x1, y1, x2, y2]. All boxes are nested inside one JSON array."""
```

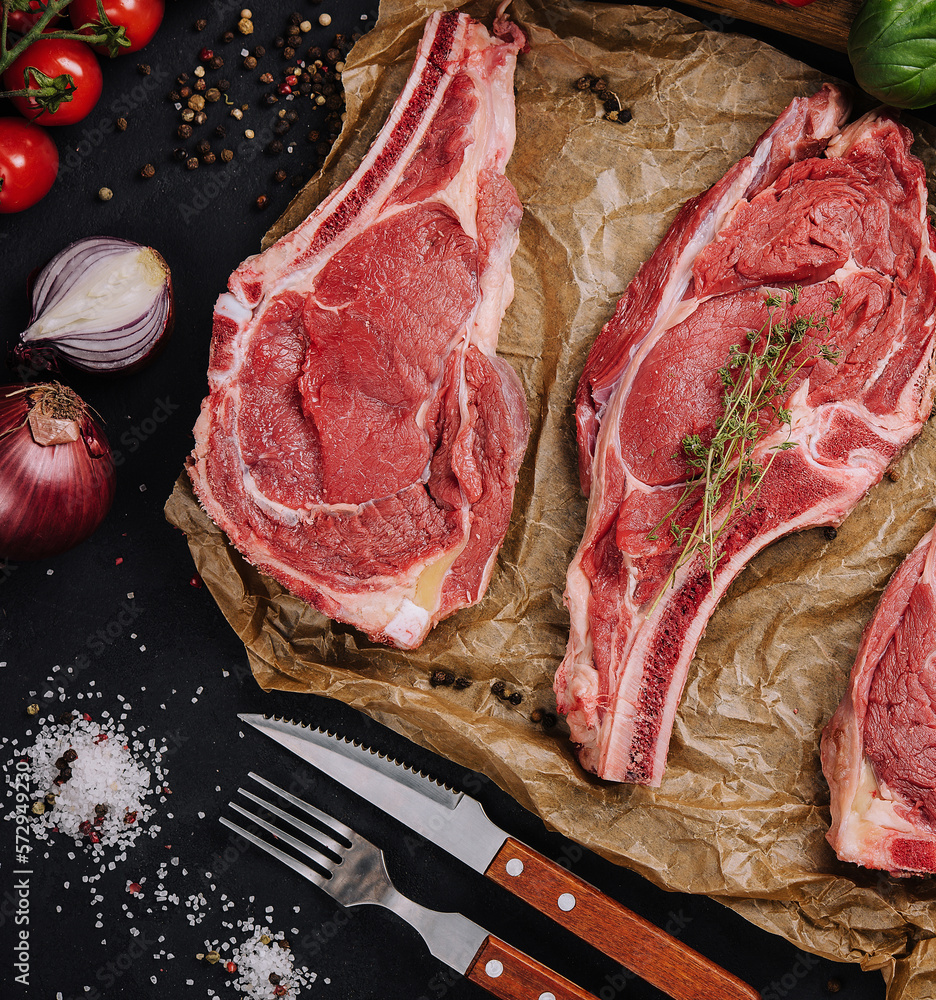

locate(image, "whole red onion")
[[0, 383, 115, 560]]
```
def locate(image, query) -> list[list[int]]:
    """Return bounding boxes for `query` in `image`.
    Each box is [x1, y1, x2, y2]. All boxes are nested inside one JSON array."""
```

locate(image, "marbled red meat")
[[557, 85, 936, 785], [822, 526, 936, 876], [188, 8, 529, 649]]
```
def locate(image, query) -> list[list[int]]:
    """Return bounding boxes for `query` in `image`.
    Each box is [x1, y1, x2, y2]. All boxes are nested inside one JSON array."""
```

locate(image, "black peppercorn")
[[243, 55, 258, 70], [94, 803, 108, 817], [273, 168, 287, 183], [824, 526, 838, 541], [202, 151, 217, 164], [217, 78, 230, 92], [306, 129, 319, 142], [541, 713, 557, 729], [168, 90, 180, 101], [209, 55, 224, 71], [285, 108, 299, 122], [315, 140, 330, 156], [176, 72, 190, 85], [172, 147, 188, 161], [430, 670, 455, 687], [575, 75, 593, 91], [58, 712, 75, 724], [116, 116, 128, 131], [298, 82, 312, 95], [454, 676, 472, 690], [196, 139, 211, 155], [194, 110, 207, 125], [255, 194, 269, 209], [262, 93, 279, 106], [186, 156, 200, 170], [508, 691, 523, 706], [56, 765, 73, 782], [283, 46, 296, 60], [222, 30, 235, 43], [194, 18, 207, 30], [220, 148, 234, 162], [137, 63, 151, 76], [530, 708, 544, 723], [140, 163, 156, 179], [266, 139, 284, 155], [290, 174, 304, 188], [63, 748, 78, 763], [491, 680, 506, 697], [273, 35, 285, 49], [273, 120, 290, 135], [179, 85, 192, 99], [326, 48, 339, 63], [213, 124, 226, 138]]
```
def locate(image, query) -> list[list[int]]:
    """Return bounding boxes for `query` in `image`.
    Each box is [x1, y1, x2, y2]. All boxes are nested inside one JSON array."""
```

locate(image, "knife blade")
[[239, 713, 760, 1000]]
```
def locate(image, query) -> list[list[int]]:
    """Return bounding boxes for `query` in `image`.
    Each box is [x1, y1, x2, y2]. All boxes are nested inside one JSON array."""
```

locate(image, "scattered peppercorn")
[[430, 669, 455, 687], [186, 157, 200, 170], [209, 55, 224, 71], [254, 45, 265, 57], [454, 676, 472, 690], [288, 11, 301, 26], [188, 94, 206, 111], [277, 938, 291, 950], [179, 85, 192, 98], [307, 129, 319, 142], [260, 934, 272, 945], [194, 110, 208, 125], [824, 526, 838, 541], [283, 46, 296, 60], [491, 680, 506, 697], [244, 128, 255, 138], [230, 107, 243, 120], [269, 973, 282, 985], [199, 47, 214, 62], [193, 65, 205, 78], [273, 987, 288, 998], [243, 55, 258, 70], [541, 712, 557, 729], [273, 35, 285, 49], [222, 30, 235, 43], [886, 467, 900, 482], [57, 765, 73, 781], [63, 748, 78, 763], [137, 62, 151, 76], [220, 148, 234, 162], [94, 803, 108, 817], [290, 174, 304, 188], [140, 163, 156, 179], [206, 87, 221, 103], [196, 139, 211, 154], [826, 980, 841, 995], [181, 108, 195, 122], [217, 78, 230, 91], [213, 124, 226, 138], [202, 151, 217, 164], [318, 13, 332, 26], [58, 712, 75, 724], [326, 47, 339, 63], [206, 951, 221, 965], [508, 691, 523, 706], [259, 71, 274, 84], [266, 139, 284, 155], [530, 708, 544, 723], [177, 72, 190, 85], [194, 77, 207, 92], [238, 17, 253, 35], [255, 194, 269, 209], [225, 961, 238, 974], [286, 108, 299, 122], [178, 123, 193, 139], [262, 93, 279, 106], [277, 82, 292, 96], [300, 19, 312, 32], [31, 801, 45, 815], [26, 703, 39, 716], [124, 810, 138, 823], [168, 89, 180, 101], [194, 18, 207, 30]]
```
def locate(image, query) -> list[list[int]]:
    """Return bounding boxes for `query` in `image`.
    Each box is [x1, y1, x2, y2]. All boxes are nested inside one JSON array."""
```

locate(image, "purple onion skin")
[[0, 385, 116, 560], [12, 240, 175, 377]]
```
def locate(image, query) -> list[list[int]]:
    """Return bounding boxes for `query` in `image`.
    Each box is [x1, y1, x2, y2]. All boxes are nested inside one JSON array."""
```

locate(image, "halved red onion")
[[0, 383, 115, 560], [13, 237, 173, 375]]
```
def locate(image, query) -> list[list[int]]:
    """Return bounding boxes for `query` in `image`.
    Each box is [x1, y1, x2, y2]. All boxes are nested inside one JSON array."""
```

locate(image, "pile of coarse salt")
[[7, 711, 164, 853], [200, 917, 316, 999]]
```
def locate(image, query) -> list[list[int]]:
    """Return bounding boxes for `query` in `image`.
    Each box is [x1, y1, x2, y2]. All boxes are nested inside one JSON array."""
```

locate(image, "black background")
[[0, 2, 927, 998]]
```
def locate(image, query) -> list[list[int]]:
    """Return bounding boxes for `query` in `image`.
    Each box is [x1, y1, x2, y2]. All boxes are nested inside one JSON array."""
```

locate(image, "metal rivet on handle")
[[557, 892, 576, 911], [539, 994, 557, 1000], [485, 960, 504, 978], [505, 858, 524, 876]]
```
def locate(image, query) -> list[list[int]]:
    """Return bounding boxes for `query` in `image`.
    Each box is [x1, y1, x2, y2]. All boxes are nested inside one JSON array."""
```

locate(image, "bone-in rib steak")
[[822, 525, 936, 876], [556, 85, 936, 785], [188, 10, 529, 649]]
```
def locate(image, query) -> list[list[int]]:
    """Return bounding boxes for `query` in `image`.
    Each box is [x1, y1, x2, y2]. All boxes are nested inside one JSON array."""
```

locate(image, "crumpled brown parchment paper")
[[164, 2, 936, 994]]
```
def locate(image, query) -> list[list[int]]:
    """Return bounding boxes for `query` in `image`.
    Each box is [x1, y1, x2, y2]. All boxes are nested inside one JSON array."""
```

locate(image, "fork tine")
[[228, 801, 341, 877], [248, 772, 356, 842], [237, 787, 347, 856], [219, 815, 331, 891]]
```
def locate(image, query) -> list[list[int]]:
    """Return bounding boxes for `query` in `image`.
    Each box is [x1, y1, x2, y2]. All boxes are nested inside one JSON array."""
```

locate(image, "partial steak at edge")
[[822, 526, 936, 876], [556, 85, 936, 785], [188, 10, 529, 649]]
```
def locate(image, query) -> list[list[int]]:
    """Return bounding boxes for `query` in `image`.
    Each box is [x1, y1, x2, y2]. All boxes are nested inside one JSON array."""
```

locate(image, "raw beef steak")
[[822, 526, 936, 876], [188, 9, 529, 649], [556, 85, 936, 785]]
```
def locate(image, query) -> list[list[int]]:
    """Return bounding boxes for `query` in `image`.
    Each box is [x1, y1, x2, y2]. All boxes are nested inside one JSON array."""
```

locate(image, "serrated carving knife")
[[238, 713, 760, 1000]]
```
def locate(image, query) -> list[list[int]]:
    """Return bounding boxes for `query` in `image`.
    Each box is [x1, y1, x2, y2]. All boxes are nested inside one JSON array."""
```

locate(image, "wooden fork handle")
[[485, 838, 760, 1000], [466, 935, 599, 1000]]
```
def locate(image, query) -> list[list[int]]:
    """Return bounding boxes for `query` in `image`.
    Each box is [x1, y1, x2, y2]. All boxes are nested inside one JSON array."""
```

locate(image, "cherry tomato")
[[6, 2, 61, 34], [0, 118, 59, 213], [2, 39, 103, 126], [68, 0, 165, 54]]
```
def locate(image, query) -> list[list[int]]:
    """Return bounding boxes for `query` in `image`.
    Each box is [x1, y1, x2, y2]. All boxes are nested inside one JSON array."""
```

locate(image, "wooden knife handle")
[[466, 934, 600, 1000], [485, 838, 760, 1000]]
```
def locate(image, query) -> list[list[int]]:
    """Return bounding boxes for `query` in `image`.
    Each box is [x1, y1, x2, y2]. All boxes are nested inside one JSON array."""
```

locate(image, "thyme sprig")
[[648, 286, 842, 595]]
